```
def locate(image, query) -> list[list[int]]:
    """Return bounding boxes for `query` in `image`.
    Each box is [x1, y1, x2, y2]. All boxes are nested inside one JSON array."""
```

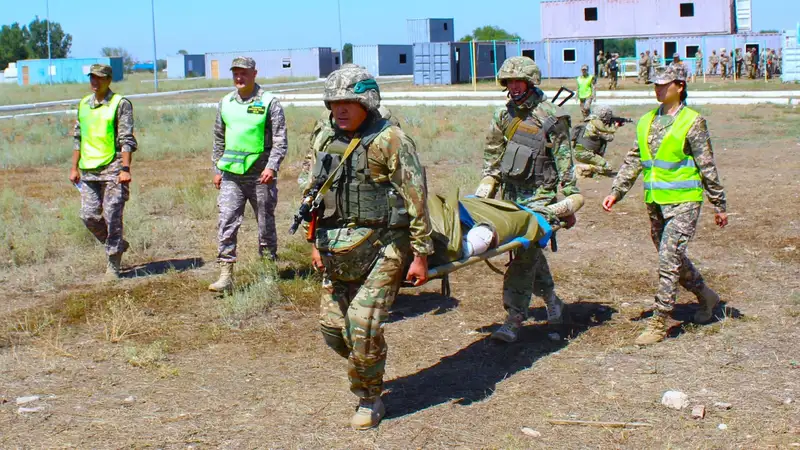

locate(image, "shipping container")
[[353, 45, 414, 76], [413, 42, 505, 85], [781, 47, 800, 82], [407, 18, 455, 44], [541, 0, 736, 40], [204, 48, 333, 81], [505, 39, 594, 79], [636, 32, 783, 76], [167, 54, 206, 79], [16, 57, 123, 86]]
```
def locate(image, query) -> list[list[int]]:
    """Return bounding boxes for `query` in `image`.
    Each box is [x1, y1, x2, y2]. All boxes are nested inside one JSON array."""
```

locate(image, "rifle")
[[552, 86, 575, 107], [610, 116, 633, 126], [288, 184, 321, 238]]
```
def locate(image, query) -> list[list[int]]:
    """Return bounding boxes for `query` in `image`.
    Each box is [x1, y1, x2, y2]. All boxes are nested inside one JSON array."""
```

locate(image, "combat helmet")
[[595, 105, 613, 122], [323, 66, 381, 112], [497, 56, 542, 87]]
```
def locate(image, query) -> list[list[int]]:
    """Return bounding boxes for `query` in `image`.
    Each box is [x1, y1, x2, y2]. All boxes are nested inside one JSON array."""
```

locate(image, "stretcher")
[[401, 193, 585, 295]]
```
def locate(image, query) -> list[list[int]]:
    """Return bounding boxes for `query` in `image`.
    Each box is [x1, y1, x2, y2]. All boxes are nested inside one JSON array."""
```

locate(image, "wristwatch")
[[121, 166, 131, 173]]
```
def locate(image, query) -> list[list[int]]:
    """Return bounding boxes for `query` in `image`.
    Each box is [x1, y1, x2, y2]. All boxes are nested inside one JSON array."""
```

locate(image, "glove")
[[474, 176, 498, 199]]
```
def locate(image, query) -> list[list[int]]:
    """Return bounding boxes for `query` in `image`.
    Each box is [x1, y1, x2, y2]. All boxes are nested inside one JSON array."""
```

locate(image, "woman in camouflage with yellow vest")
[[602, 65, 728, 346]]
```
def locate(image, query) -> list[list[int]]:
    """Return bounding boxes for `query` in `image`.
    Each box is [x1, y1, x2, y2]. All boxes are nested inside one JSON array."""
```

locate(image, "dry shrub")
[[93, 293, 151, 343]]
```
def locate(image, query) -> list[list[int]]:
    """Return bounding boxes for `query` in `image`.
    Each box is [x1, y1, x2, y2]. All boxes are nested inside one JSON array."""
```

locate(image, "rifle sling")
[[313, 137, 362, 205]]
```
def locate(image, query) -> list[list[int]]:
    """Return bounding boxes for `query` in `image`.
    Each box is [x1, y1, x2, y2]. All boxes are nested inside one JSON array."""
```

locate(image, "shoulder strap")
[[313, 137, 362, 204], [504, 117, 523, 141]]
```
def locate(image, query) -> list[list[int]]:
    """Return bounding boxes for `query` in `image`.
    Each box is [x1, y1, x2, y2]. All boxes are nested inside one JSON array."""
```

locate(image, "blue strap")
[[514, 202, 554, 249], [511, 236, 531, 249], [457, 201, 476, 229]]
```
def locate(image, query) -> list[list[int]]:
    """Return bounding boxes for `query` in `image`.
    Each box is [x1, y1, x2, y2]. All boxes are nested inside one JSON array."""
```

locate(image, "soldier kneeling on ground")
[[572, 105, 623, 177]]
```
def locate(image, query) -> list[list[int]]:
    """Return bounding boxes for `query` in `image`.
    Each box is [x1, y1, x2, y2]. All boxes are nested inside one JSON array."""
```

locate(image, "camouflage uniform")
[[709, 52, 719, 75], [306, 67, 433, 404], [638, 53, 649, 83], [719, 51, 730, 79], [212, 58, 288, 262], [735, 50, 744, 79], [576, 65, 595, 119], [596, 51, 606, 78], [607, 55, 619, 90], [745, 50, 754, 79], [610, 66, 727, 314], [573, 107, 617, 175], [477, 57, 578, 337], [694, 50, 703, 78], [72, 85, 137, 259]]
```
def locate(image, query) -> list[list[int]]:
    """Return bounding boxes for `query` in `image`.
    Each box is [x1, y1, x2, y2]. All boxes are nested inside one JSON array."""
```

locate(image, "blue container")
[[17, 57, 124, 85]]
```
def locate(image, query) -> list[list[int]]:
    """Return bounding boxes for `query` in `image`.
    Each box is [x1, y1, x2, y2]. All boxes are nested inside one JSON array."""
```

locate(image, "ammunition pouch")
[[315, 227, 384, 282], [499, 116, 557, 189]]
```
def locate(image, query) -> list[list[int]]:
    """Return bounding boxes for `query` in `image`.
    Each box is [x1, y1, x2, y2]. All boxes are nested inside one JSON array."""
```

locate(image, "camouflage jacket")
[[639, 55, 649, 67], [72, 89, 137, 181], [483, 92, 579, 213], [611, 105, 727, 214], [302, 118, 434, 256], [709, 55, 719, 64], [584, 116, 617, 142], [212, 84, 288, 179]]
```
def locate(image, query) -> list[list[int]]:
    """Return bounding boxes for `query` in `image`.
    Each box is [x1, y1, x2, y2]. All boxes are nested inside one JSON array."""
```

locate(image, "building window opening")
[[399, 53, 407, 64], [444, 22, 448, 31], [685, 45, 699, 58], [584, 7, 598, 21], [282, 58, 291, 69], [680, 3, 694, 17], [563, 48, 576, 62], [522, 49, 535, 60]]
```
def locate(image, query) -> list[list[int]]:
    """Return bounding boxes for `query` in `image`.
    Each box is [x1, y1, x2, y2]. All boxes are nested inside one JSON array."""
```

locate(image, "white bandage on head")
[[462, 224, 496, 257]]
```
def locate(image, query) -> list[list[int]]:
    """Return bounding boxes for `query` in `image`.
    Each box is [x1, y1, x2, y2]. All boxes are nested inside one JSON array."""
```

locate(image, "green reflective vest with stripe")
[[216, 92, 273, 175], [78, 93, 124, 170], [637, 107, 704, 205], [576, 75, 594, 99]]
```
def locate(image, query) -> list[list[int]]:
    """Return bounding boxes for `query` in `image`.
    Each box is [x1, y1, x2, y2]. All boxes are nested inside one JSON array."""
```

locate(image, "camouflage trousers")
[[503, 244, 557, 319], [579, 97, 593, 119], [79, 179, 129, 256], [216, 178, 278, 263], [608, 72, 618, 90], [721, 64, 728, 79], [573, 145, 611, 173], [648, 202, 706, 312], [318, 233, 411, 399], [638, 67, 648, 83]]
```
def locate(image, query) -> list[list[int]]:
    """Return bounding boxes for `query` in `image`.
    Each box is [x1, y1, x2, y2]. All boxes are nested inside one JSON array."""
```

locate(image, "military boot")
[[350, 396, 385, 430], [104, 253, 123, 281], [491, 313, 524, 343], [259, 246, 278, 262], [208, 262, 234, 293], [544, 291, 567, 325], [693, 285, 720, 324], [635, 311, 668, 346]]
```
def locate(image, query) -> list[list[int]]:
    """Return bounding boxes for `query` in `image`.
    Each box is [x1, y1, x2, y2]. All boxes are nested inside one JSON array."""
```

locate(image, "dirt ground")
[[1, 105, 799, 449]]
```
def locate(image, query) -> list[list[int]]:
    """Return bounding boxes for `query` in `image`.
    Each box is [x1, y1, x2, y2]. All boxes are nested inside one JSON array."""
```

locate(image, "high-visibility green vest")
[[577, 75, 594, 99], [216, 91, 273, 175], [78, 93, 123, 170], [637, 107, 704, 205]]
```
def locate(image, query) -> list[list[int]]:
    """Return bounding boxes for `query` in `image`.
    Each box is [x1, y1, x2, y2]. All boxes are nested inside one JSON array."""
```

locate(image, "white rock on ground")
[[15, 396, 40, 405], [718, 423, 728, 430], [521, 427, 542, 438], [691, 405, 706, 419], [714, 402, 733, 410], [661, 391, 689, 410], [17, 407, 44, 414]]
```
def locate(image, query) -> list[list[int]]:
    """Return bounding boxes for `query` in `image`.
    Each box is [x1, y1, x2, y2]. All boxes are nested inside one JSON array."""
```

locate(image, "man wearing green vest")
[[209, 56, 288, 292], [576, 64, 596, 119], [70, 63, 137, 280], [602, 66, 728, 345]]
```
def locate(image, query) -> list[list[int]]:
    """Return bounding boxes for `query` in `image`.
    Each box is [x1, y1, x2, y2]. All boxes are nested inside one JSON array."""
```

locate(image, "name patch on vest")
[[247, 105, 267, 115]]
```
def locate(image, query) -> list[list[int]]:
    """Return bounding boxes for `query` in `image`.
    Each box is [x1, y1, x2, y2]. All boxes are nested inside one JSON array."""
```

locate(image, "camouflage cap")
[[230, 56, 256, 70], [650, 65, 687, 84], [323, 66, 380, 112], [497, 56, 541, 86], [581, 64, 589, 71], [88, 64, 112, 78], [673, 52, 680, 58]]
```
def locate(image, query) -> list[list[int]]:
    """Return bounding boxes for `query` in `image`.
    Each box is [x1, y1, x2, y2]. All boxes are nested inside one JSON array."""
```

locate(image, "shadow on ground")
[[389, 291, 460, 323], [383, 301, 615, 419], [122, 257, 204, 279]]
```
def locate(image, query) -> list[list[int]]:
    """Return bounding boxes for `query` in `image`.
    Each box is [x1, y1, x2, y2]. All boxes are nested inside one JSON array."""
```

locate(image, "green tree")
[[177, 49, 188, 55], [24, 16, 72, 59], [604, 38, 636, 58], [460, 25, 521, 42], [759, 29, 779, 33], [343, 43, 353, 64], [101, 47, 135, 73], [157, 59, 167, 71], [0, 23, 30, 69]]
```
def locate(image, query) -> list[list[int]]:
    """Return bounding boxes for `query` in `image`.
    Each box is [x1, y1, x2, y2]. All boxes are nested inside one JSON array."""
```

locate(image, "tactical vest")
[[216, 91, 273, 175], [498, 108, 558, 190], [78, 93, 123, 170], [637, 107, 704, 205], [576, 75, 594, 99], [311, 119, 410, 229], [574, 123, 604, 153]]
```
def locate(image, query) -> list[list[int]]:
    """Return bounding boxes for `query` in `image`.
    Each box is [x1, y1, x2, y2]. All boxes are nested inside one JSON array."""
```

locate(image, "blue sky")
[[2, 0, 798, 61]]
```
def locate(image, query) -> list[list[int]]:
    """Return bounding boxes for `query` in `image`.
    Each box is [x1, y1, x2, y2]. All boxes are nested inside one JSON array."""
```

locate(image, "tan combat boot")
[[635, 311, 668, 346], [351, 396, 385, 430], [104, 253, 123, 281], [544, 291, 568, 325], [208, 262, 234, 292], [491, 313, 524, 343], [694, 286, 720, 324]]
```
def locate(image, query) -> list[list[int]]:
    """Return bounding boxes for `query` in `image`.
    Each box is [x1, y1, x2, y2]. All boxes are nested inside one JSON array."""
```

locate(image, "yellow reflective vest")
[[78, 93, 124, 170]]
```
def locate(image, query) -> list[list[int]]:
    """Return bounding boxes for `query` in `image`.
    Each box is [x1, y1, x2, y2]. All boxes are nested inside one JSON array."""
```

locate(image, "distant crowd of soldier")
[[633, 47, 783, 81]]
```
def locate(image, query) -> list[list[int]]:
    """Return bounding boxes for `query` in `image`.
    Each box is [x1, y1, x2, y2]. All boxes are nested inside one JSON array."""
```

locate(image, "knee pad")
[[320, 325, 350, 359]]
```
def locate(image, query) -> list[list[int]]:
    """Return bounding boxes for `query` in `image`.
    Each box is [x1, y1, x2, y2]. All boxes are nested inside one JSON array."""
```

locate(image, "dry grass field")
[[0, 101, 798, 448]]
